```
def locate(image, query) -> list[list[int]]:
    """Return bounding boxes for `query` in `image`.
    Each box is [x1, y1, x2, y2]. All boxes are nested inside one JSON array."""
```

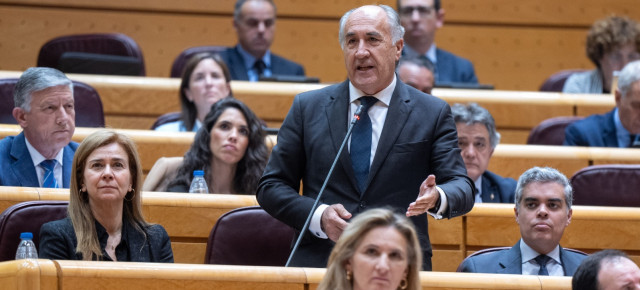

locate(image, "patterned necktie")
[[534, 255, 551, 276], [350, 96, 377, 192], [40, 159, 59, 188], [630, 134, 640, 148], [253, 60, 266, 76]]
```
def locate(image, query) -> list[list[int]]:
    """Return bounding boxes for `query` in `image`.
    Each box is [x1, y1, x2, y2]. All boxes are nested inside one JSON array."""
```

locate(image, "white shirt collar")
[[520, 239, 561, 265], [404, 43, 438, 64], [236, 44, 272, 71], [348, 75, 396, 106], [24, 137, 64, 167]]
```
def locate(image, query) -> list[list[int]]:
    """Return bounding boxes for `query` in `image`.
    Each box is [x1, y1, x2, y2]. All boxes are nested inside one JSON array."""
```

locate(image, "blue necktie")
[[534, 255, 551, 276], [40, 159, 58, 188], [350, 96, 377, 192]]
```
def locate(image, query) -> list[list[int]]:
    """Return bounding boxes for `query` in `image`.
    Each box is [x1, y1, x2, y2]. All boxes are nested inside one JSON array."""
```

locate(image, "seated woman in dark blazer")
[[39, 130, 173, 262], [165, 98, 268, 194]]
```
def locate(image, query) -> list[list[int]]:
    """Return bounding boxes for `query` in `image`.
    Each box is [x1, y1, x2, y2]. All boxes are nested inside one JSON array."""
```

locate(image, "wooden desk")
[[0, 259, 571, 290], [3, 187, 640, 271], [0, 71, 615, 144]]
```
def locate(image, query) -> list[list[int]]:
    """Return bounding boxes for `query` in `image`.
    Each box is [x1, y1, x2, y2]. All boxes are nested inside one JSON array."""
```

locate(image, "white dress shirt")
[[25, 138, 64, 188], [308, 76, 448, 238], [520, 239, 564, 276]]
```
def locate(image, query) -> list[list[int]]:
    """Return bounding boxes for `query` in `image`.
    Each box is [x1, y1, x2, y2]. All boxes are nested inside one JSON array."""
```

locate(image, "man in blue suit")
[[0, 67, 78, 188], [397, 0, 478, 84], [564, 60, 640, 148], [452, 103, 516, 203], [220, 0, 305, 82], [459, 167, 587, 276]]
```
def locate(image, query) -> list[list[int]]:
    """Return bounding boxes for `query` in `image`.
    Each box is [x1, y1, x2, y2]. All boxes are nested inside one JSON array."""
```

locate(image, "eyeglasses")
[[399, 5, 435, 17]]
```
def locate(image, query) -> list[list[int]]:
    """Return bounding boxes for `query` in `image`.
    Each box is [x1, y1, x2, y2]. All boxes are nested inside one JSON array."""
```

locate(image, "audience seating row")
[[0, 259, 572, 290], [1, 187, 639, 271], [1, 124, 638, 181], [0, 71, 616, 144], [2, 0, 638, 90]]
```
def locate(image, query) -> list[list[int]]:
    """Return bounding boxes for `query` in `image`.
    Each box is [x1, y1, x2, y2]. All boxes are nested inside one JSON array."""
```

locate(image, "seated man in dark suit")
[[564, 60, 640, 147], [220, 0, 305, 81], [460, 167, 587, 276], [451, 103, 516, 203], [0, 67, 78, 188], [572, 249, 640, 290], [396, 0, 478, 84]]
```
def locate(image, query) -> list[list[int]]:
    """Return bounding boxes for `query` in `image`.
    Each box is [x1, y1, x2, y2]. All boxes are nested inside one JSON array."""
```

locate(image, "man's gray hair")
[[617, 60, 640, 98], [14, 67, 73, 112], [514, 167, 573, 211], [451, 103, 501, 149], [339, 5, 405, 49], [233, 0, 277, 21]]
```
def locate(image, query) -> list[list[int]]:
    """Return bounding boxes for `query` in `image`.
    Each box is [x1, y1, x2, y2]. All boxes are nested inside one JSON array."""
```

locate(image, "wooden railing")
[[0, 71, 615, 144], [0, 259, 572, 290], [2, 187, 639, 271], [1, 0, 639, 90]]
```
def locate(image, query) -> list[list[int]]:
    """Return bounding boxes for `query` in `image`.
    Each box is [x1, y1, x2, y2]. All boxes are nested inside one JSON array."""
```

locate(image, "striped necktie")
[[40, 159, 59, 188]]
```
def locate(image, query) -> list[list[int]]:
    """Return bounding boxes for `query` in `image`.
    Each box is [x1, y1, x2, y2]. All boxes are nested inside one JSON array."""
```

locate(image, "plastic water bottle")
[[15, 232, 38, 259], [188, 170, 209, 194]]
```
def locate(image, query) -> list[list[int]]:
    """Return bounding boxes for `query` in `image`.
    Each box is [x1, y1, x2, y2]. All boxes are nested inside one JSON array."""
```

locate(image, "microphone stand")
[[285, 105, 364, 267]]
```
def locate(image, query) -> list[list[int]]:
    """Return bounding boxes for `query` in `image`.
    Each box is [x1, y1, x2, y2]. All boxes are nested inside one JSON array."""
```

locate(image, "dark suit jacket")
[[0, 132, 78, 188], [435, 48, 478, 84], [257, 79, 475, 270], [219, 46, 305, 81], [39, 217, 174, 262], [481, 170, 516, 203], [459, 240, 586, 276], [564, 109, 619, 147]]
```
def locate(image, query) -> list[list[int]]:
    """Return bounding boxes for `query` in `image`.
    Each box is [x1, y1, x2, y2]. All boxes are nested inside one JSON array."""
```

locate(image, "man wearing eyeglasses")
[[397, 0, 478, 85]]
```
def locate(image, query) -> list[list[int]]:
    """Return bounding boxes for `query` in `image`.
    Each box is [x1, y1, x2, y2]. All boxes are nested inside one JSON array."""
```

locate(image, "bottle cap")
[[193, 170, 205, 177], [20, 232, 33, 240]]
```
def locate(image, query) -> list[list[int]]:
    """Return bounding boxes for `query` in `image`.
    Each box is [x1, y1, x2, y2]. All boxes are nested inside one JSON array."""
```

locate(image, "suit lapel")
[[481, 174, 499, 202], [603, 110, 619, 147], [497, 241, 523, 274], [9, 133, 39, 187], [325, 81, 359, 193], [62, 145, 73, 188], [229, 47, 250, 81], [559, 246, 582, 276], [367, 81, 411, 191]]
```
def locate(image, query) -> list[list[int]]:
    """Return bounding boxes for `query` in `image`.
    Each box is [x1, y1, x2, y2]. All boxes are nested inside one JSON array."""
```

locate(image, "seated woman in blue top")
[[39, 130, 173, 262], [155, 52, 233, 132], [166, 98, 268, 194]]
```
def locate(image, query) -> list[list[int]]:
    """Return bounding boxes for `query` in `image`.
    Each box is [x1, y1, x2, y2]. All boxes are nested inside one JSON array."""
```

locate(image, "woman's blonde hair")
[[68, 130, 147, 260], [317, 208, 422, 290]]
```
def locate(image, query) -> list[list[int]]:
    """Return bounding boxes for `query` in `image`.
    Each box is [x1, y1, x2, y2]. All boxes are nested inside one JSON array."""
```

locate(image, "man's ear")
[[436, 8, 445, 29], [12, 107, 28, 128]]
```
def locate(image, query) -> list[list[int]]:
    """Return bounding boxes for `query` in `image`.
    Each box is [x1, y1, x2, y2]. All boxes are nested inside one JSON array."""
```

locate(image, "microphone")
[[285, 104, 365, 267]]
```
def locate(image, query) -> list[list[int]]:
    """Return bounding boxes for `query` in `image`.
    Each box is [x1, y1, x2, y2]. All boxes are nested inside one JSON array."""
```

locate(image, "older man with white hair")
[[565, 60, 640, 147], [0, 67, 78, 188]]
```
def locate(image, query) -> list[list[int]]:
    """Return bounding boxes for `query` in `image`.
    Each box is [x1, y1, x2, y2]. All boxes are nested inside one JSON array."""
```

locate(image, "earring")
[[400, 278, 408, 289], [124, 189, 135, 201], [346, 269, 352, 281]]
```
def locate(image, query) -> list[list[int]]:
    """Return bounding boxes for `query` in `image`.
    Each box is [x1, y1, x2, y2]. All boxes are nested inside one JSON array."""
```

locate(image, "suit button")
[[359, 202, 366, 208]]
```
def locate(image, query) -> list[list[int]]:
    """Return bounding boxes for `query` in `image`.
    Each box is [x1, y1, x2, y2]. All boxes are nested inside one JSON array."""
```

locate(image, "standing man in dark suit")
[[564, 60, 640, 147], [0, 67, 78, 188], [459, 167, 586, 276], [451, 103, 516, 203], [257, 4, 474, 270], [397, 0, 478, 84], [221, 0, 305, 81]]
